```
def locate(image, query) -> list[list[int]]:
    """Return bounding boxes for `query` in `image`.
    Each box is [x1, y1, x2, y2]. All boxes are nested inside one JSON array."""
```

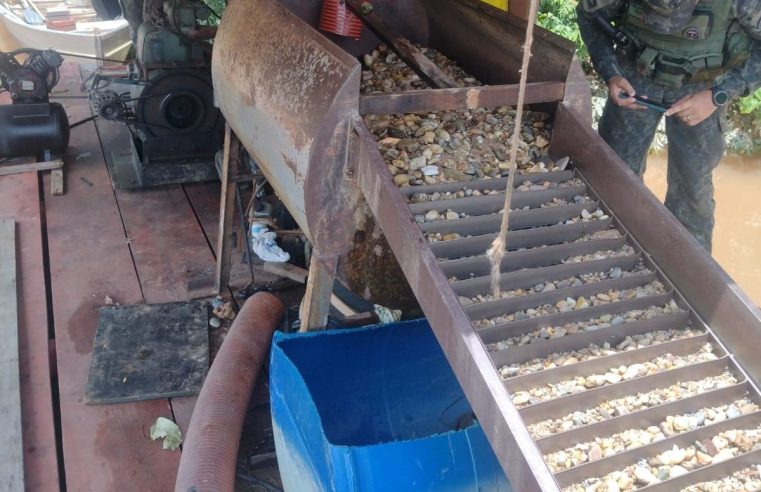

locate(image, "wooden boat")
[[0, 1, 130, 59]]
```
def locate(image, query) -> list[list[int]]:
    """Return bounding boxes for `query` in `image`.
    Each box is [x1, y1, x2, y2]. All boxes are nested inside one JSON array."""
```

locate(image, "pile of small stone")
[[546, 399, 759, 473], [588, 229, 625, 241], [427, 231, 464, 243], [562, 245, 638, 265], [542, 196, 593, 209], [556, 207, 610, 226], [497, 326, 703, 378], [484, 300, 685, 348], [472, 279, 667, 326], [565, 425, 761, 491], [516, 177, 584, 192], [464, 264, 651, 306], [424, 205, 611, 240], [411, 188, 501, 203], [408, 178, 587, 204], [682, 465, 761, 492], [510, 343, 717, 407], [414, 196, 594, 224], [527, 371, 738, 439], [415, 209, 468, 223], [415, 203, 539, 224], [439, 230, 625, 268], [360, 44, 480, 94], [365, 107, 553, 187]]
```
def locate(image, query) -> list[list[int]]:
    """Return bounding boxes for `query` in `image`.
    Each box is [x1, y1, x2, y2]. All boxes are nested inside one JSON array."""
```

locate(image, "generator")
[[88, 0, 223, 188], [0, 49, 69, 159]]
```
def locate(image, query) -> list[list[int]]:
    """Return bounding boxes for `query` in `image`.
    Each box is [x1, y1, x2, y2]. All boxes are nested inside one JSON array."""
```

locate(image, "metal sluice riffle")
[[382, 157, 761, 492]]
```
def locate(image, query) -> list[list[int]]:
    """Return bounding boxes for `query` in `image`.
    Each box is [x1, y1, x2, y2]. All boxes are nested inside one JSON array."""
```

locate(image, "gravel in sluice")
[[510, 344, 718, 408], [527, 371, 738, 439], [547, 398, 758, 473], [565, 425, 761, 491], [497, 326, 703, 378], [408, 178, 586, 203], [472, 279, 666, 327], [485, 300, 685, 350], [360, 43, 480, 94]]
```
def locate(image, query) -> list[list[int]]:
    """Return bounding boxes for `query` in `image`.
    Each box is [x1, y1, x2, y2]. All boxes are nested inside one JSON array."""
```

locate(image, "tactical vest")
[[622, 0, 751, 88]]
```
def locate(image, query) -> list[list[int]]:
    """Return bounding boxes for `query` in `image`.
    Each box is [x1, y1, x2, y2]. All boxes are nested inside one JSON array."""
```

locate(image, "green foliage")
[[727, 99, 761, 154], [537, 0, 589, 65], [203, 0, 225, 24], [738, 88, 761, 117]]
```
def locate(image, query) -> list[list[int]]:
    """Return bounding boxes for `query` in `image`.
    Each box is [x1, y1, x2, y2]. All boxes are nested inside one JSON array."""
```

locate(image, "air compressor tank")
[[0, 102, 70, 158]]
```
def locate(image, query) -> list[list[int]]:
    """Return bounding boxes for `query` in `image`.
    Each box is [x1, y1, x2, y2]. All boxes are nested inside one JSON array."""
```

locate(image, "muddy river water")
[[644, 153, 761, 305]]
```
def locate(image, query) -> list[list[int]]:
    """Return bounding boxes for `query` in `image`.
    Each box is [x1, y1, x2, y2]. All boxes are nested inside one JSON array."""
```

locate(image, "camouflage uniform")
[[577, 0, 761, 251]]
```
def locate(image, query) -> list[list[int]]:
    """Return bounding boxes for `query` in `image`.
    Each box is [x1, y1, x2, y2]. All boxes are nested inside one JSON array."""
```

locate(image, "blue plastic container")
[[270, 319, 511, 491]]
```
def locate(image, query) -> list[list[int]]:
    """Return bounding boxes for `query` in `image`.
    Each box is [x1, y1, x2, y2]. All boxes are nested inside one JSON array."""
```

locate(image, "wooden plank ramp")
[[0, 219, 23, 492], [0, 173, 60, 492], [43, 63, 182, 491]]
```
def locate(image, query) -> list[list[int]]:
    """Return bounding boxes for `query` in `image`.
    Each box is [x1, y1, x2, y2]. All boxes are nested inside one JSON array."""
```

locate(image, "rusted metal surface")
[[213, 0, 580, 309], [213, 0, 359, 259], [345, 0, 457, 89], [422, 0, 576, 86], [359, 82, 567, 115], [336, 212, 418, 311], [277, 0, 430, 57], [549, 104, 761, 388], [563, 55, 593, 126]]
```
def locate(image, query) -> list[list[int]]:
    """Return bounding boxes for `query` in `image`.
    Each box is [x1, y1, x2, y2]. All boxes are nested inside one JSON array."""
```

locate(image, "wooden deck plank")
[[117, 185, 218, 301], [184, 182, 253, 289], [0, 159, 63, 177], [184, 182, 223, 244], [43, 119, 181, 491], [0, 219, 24, 492], [0, 173, 60, 492], [92, 117, 218, 436]]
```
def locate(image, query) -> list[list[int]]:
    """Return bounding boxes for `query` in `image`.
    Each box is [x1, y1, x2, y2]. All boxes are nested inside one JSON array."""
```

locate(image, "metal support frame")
[[214, 124, 240, 293]]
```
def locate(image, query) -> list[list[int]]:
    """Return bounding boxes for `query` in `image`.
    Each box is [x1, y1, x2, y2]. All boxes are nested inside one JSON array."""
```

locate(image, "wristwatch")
[[711, 86, 730, 107]]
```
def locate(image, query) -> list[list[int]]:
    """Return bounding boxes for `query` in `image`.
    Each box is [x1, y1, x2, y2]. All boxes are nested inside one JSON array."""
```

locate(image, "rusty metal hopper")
[[213, 0, 588, 257]]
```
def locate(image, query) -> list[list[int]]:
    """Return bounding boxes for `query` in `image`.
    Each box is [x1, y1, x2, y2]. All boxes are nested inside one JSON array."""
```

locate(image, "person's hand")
[[664, 90, 716, 126], [607, 76, 644, 109]]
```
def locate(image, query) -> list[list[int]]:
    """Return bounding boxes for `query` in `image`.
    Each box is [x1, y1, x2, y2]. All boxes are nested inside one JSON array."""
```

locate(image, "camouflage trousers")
[[598, 95, 725, 252]]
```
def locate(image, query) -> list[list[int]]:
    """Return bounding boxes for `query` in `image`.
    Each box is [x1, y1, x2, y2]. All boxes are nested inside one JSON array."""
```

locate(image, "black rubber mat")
[[85, 300, 209, 404]]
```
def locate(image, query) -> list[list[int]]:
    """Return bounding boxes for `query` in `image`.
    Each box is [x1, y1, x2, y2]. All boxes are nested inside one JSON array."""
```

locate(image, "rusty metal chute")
[[213, 0, 361, 255], [213, 1, 761, 490], [213, 0, 589, 308]]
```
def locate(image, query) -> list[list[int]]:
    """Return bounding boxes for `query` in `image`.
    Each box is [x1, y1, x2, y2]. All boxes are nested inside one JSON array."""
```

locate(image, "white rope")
[[486, 0, 541, 297]]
